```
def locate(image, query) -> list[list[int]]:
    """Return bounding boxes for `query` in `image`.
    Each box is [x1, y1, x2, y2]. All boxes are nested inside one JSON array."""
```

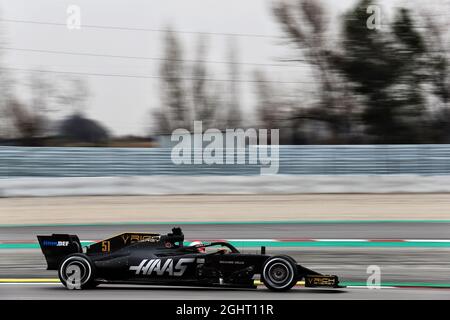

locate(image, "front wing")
[[304, 275, 341, 288], [297, 264, 342, 288]]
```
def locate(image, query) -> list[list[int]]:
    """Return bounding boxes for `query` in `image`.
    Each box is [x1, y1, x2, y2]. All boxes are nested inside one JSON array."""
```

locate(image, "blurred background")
[[1, 0, 450, 299], [0, 0, 449, 146]]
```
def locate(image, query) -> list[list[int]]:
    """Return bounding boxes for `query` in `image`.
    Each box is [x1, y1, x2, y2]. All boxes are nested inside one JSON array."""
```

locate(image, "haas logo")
[[129, 258, 194, 276]]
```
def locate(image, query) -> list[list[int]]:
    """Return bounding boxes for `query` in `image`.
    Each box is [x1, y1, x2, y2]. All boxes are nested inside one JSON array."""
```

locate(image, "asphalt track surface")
[[1, 223, 450, 299], [1, 283, 449, 300]]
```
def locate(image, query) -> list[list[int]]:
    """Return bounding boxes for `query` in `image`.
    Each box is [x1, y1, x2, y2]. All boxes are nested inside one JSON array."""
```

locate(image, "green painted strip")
[[2, 240, 450, 249], [341, 281, 450, 288], [1, 219, 450, 228], [0, 243, 41, 249]]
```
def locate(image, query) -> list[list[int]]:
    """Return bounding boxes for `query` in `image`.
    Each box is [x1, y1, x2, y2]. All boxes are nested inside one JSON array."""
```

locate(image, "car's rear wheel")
[[58, 253, 97, 290], [262, 255, 298, 291]]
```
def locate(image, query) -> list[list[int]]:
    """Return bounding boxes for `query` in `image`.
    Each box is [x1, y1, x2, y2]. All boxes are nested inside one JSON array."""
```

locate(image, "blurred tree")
[[0, 77, 14, 139], [427, 107, 450, 143], [4, 73, 53, 144], [59, 113, 109, 144], [152, 31, 246, 135], [420, 6, 450, 104], [153, 30, 190, 134], [225, 39, 242, 128], [0, 11, 16, 140], [254, 70, 278, 130], [253, 69, 302, 144], [272, 0, 355, 143], [420, 5, 450, 142], [56, 77, 90, 115], [332, 0, 447, 143], [30, 73, 55, 114], [3, 73, 93, 145], [8, 99, 46, 145], [191, 35, 223, 129]]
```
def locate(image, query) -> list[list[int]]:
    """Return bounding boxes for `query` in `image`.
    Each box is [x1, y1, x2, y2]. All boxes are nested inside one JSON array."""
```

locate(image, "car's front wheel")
[[262, 255, 298, 291], [58, 253, 97, 290]]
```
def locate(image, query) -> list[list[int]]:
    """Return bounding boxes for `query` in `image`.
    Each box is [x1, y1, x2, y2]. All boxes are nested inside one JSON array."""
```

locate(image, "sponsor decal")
[[121, 234, 156, 244], [129, 258, 195, 276], [219, 260, 244, 265], [43, 240, 69, 247], [305, 276, 336, 286], [101, 240, 111, 252]]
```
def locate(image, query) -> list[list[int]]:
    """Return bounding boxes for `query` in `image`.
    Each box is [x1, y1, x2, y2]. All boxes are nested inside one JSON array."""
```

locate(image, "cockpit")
[[163, 227, 240, 254], [185, 241, 240, 254]]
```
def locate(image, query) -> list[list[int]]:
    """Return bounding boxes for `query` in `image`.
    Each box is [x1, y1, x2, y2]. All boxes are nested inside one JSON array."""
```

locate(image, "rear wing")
[[37, 234, 82, 270]]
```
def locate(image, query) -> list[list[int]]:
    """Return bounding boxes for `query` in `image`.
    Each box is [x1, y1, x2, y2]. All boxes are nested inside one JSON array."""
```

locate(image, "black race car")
[[37, 227, 341, 291]]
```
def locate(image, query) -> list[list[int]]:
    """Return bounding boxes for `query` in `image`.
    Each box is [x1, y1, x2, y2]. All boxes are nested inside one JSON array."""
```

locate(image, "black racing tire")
[[261, 255, 298, 292], [58, 253, 97, 290]]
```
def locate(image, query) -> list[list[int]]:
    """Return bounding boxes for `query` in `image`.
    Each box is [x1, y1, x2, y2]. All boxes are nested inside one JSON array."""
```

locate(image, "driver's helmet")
[[188, 240, 206, 253]]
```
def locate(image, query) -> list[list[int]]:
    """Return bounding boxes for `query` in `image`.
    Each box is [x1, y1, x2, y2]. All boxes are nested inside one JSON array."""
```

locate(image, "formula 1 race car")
[[37, 228, 341, 291]]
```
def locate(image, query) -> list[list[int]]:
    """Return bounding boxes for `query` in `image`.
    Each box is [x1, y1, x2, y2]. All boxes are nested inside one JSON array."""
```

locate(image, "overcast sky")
[[0, 0, 420, 136]]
